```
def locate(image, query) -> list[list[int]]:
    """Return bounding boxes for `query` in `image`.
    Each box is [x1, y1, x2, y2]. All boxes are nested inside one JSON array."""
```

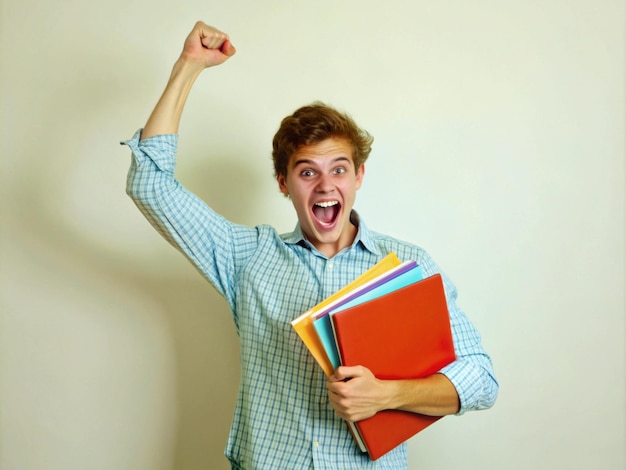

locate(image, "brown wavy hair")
[[272, 102, 373, 178]]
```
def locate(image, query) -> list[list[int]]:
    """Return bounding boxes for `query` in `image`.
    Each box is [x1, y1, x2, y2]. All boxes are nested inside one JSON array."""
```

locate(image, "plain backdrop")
[[1, 1, 624, 469]]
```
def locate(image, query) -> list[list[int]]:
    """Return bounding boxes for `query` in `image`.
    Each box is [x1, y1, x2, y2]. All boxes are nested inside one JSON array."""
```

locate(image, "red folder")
[[331, 274, 456, 460]]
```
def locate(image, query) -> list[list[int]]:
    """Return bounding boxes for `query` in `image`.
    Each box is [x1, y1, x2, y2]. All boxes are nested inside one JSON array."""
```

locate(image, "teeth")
[[315, 201, 339, 208]]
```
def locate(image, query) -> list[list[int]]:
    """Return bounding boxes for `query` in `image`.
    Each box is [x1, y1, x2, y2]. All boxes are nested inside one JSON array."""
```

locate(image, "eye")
[[301, 169, 315, 177], [333, 167, 347, 175]]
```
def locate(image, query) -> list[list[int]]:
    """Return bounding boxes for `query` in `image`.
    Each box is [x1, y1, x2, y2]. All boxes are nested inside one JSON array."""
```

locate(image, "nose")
[[316, 173, 334, 193]]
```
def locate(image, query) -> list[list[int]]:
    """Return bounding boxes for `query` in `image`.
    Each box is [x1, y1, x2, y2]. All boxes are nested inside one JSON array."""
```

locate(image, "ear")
[[277, 174, 289, 196], [355, 163, 365, 190]]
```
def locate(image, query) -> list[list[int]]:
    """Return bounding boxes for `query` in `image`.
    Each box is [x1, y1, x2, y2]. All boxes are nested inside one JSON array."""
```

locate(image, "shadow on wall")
[[5, 63, 262, 470]]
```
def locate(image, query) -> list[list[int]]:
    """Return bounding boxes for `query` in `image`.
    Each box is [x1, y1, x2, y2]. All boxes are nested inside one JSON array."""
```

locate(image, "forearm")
[[140, 21, 235, 140], [141, 59, 204, 140], [382, 373, 460, 417]]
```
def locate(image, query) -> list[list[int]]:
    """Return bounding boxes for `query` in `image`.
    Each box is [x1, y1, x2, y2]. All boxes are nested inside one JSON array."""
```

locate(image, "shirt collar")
[[281, 210, 381, 256]]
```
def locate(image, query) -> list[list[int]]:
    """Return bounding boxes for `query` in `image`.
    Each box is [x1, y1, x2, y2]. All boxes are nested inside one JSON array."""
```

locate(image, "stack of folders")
[[291, 252, 457, 460]]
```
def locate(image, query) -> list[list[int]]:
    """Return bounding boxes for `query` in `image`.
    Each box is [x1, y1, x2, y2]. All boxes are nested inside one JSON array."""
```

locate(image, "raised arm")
[[124, 22, 244, 305], [141, 21, 236, 140]]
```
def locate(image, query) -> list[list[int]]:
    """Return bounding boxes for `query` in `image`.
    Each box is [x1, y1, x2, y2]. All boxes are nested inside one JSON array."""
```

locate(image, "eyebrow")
[[292, 156, 352, 168]]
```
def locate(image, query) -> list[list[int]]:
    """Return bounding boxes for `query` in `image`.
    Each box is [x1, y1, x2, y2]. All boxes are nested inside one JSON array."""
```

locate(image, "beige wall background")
[[1, 1, 624, 469]]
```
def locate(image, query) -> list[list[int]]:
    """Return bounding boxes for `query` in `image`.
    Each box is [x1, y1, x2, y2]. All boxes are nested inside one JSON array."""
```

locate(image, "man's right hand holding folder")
[[327, 366, 460, 422]]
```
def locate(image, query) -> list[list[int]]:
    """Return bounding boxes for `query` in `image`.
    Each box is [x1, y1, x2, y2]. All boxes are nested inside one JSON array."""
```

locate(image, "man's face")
[[277, 137, 365, 258]]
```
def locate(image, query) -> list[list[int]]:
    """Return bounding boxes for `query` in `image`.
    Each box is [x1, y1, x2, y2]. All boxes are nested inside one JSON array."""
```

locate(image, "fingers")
[[330, 365, 363, 382], [195, 21, 236, 57], [327, 366, 382, 421], [180, 21, 236, 68], [198, 22, 230, 50]]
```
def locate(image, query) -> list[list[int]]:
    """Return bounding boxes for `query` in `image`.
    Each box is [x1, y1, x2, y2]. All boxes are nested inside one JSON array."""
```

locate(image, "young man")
[[123, 21, 498, 470]]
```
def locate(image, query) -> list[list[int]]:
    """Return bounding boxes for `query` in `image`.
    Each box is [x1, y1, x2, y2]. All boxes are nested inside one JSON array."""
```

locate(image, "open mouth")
[[312, 201, 341, 226]]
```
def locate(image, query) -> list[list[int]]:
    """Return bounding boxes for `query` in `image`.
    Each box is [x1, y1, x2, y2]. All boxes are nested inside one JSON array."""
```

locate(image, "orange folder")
[[331, 273, 456, 460], [291, 252, 402, 377]]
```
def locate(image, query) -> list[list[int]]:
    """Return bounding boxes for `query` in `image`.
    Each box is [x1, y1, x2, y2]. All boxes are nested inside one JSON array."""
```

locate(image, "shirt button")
[[327, 262, 334, 269], [314, 441, 320, 448]]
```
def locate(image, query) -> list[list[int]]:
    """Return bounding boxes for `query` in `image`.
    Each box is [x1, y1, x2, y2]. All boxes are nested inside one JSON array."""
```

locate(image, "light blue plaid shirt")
[[123, 130, 498, 469]]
